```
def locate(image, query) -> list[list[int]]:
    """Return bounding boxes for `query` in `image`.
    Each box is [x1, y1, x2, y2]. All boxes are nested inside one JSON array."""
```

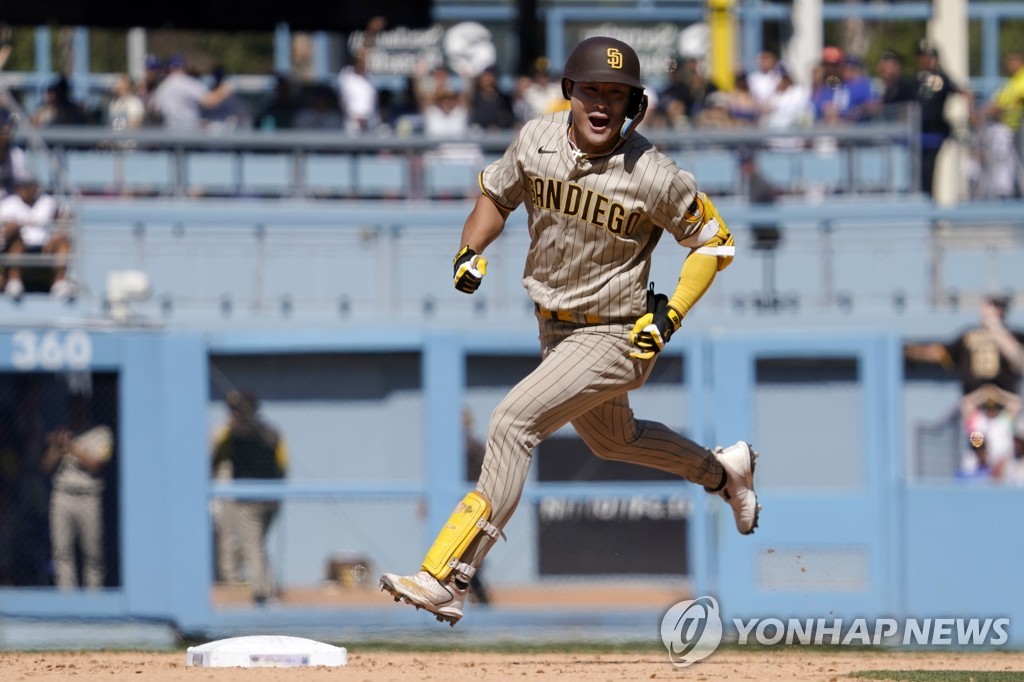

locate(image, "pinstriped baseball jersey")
[[480, 110, 704, 320]]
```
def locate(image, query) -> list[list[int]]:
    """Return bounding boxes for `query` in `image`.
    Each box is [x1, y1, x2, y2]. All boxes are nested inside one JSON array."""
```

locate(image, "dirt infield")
[[3, 648, 1023, 681]]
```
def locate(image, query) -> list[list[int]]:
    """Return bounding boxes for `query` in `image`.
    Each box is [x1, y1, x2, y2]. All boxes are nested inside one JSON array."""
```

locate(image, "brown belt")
[[535, 304, 604, 325]]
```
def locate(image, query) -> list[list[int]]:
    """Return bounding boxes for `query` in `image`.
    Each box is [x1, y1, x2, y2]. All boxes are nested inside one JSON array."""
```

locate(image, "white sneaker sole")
[[379, 574, 463, 627], [744, 444, 760, 535]]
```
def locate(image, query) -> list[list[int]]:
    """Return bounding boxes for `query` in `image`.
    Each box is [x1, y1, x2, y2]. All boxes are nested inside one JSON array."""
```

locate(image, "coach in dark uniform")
[[212, 389, 288, 604], [914, 39, 973, 197]]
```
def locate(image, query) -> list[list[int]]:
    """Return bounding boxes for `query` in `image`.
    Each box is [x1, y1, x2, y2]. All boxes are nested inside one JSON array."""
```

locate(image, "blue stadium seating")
[[121, 151, 176, 195], [241, 152, 293, 196], [303, 154, 355, 197], [353, 154, 410, 198], [65, 150, 117, 194], [186, 152, 238, 195]]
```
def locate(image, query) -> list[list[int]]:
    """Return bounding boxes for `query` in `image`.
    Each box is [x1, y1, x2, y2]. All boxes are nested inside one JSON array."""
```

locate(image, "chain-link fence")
[[0, 370, 119, 588]]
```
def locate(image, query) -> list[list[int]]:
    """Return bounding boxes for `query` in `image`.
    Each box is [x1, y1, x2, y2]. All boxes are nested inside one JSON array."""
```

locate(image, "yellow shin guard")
[[422, 491, 500, 582]]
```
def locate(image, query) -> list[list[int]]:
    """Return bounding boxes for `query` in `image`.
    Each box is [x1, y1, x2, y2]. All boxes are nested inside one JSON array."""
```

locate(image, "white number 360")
[[11, 330, 93, 371]]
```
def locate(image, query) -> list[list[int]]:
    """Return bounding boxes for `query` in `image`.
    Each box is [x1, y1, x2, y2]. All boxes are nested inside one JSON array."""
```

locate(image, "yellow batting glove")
[[629, 306, 682, 360], [453, 246, 488, 294]]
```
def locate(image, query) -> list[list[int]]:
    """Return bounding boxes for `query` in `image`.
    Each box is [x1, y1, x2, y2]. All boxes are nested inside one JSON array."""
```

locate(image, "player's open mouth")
[[588, 113, 610, 132]]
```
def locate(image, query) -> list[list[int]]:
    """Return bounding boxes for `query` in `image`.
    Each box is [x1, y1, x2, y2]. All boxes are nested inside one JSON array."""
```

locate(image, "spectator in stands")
[[414, 62, 459, 113], [334, 14, 386, 134], [203, 65, 251, 131], [811, 45, 846, 124], [138, 53, 165, 125], [905, 294, 1024, 473], [747, 50, 782, 106], [958, 387, 1020, 481], [41, 391, 114, 589], [211, 389, 288, 605], [30, 76, 86, 127], [292, 84, 345, 130], [422, 87, 470, 139], [973, 102, 1019, 200], [659, 97, 692, 132], [694, 91, 736, 129], [149, 53, 235, 131], [255, 74, 301, 130], [659, 57, 715, 126], [836, 55, 878, 123], [980, 52, 1024, 146], [760, 63, 812, 144], [1008, 412, 1024, 486], [468, 65, 515, 132], [913, 39, 973, 197], [106, 73, 145, 131], [727, 73, 761, 127], [380, 76, 423, 135], [337, 47, 380, 134], [513, 57, 567, 123], [973, 51, 1024, 198], [0, 110, 29, 198], [874, 51, 917, 121], [812, 50, 878, 124], [0, 175, 71, 300]]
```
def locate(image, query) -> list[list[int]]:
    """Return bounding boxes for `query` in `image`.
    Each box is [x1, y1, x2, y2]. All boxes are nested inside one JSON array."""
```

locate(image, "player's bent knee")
[[422, 491, 500, 582]]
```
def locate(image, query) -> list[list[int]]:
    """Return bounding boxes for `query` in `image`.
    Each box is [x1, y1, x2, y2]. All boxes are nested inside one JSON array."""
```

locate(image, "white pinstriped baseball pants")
[[463, 317, 724, 569]]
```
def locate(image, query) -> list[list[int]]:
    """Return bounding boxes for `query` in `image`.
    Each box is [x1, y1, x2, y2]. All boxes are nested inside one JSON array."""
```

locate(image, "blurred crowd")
[[2, 40, 1016, 138], [1, 33, 1022, 199]]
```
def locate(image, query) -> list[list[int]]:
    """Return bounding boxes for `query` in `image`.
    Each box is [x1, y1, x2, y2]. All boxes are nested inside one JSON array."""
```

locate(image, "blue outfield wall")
[[0, 326, 1021, 645]]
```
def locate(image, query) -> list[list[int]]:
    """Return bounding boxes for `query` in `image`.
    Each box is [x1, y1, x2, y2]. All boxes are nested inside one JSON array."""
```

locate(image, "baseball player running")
[[381, 36, 760, 626]]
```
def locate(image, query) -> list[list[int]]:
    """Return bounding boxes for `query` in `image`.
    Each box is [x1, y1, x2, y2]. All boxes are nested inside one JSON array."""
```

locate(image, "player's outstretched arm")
[[453, 195, 510, 294]]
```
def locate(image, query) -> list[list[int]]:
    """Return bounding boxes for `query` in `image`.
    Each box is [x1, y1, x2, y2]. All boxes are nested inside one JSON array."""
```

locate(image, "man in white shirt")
[[0, 176, 70, 299], [761, 64, 812, 151], [337, 49, 380, 134], [748, 50, 782, 105]]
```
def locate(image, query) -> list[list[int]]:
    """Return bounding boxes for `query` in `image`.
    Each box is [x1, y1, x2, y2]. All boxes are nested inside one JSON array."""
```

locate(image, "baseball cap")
[[167, 53, 186, 69], [917, 39, 939, 58], [880, 50, 902, 63], [842, 55, 864, 69], [144, 53, 163, 70]]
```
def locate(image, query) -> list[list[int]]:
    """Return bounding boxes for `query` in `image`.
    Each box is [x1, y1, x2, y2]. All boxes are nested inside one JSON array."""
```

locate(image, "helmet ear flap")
[[620, 92, 649, 139], [561, 78, 573, 100]]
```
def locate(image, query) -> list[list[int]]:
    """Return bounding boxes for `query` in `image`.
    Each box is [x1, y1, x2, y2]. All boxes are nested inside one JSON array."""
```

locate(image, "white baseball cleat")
[[708, 440, 760, 535], [379, 570, 466, 627]]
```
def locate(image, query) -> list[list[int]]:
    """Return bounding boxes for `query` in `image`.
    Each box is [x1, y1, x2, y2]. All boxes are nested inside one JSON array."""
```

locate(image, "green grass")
[[850, 672, 1024, 682]]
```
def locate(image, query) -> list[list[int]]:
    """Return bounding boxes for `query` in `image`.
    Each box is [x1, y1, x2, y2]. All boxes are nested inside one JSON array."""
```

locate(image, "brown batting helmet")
[[561, 36, 644, 99]]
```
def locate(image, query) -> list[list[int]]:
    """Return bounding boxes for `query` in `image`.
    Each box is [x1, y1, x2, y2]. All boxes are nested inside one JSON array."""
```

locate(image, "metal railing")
[[22, 119, 921, 200]]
